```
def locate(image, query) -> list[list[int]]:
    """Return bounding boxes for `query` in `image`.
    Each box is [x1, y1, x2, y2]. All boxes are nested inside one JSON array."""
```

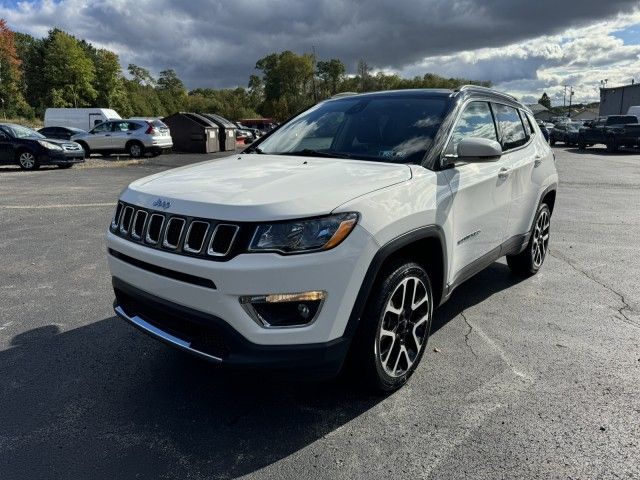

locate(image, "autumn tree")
[[0, 19, 30, 117]]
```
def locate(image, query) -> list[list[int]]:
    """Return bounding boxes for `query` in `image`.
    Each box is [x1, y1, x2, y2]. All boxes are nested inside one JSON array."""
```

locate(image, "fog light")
[[240, 291, 326, 328]]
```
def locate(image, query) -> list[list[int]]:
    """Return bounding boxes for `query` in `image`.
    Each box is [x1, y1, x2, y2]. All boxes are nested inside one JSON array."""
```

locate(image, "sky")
[[1, 0, 639, 106]]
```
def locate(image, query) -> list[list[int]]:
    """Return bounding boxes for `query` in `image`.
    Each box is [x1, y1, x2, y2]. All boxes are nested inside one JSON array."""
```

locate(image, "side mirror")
[[444, 137, 502, 166]]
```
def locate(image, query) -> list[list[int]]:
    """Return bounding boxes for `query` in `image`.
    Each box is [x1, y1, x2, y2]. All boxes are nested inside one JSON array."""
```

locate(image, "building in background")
[[572, 108, 599, 121], [527, 103, 554, 121], [599, 83, 640, 116]]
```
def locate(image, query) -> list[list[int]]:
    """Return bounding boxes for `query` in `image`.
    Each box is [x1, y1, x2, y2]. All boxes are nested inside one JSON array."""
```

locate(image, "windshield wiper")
[[282, 149, 353, 159], [245, 146, 264, 154]]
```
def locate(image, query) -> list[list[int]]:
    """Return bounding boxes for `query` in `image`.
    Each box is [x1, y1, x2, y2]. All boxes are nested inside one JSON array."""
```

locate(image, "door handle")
[[498, 167, 511, 179], [534, 155, 542, 167]]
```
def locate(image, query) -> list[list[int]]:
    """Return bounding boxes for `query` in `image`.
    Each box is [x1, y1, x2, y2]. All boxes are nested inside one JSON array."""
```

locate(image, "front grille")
[[110, 201, 245, 261], [62, 143, 82, 151]]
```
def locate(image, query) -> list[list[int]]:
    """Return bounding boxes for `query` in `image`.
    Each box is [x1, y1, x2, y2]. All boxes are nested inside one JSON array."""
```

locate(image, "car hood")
[[120, 154, 412, 221]]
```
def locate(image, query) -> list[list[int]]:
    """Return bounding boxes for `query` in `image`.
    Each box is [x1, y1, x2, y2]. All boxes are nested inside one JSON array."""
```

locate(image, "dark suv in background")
[[0, 123, 85, 170], [578, 115, 640, 152]]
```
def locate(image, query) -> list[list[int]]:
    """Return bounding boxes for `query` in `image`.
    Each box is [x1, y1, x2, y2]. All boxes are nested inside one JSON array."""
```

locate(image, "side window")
[[493, 104, 527, 151], [127, 122, 143, 131], [522, 111, 535, 136], [113, 121, 130, 132], [0, 129, 9, 140], [92, 122, 111, 133], [447, 101, 498, 154]]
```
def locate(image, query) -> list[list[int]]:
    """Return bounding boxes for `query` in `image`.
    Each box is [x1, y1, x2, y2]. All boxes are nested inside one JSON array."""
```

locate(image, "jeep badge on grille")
[[152, 198, 171, 209]]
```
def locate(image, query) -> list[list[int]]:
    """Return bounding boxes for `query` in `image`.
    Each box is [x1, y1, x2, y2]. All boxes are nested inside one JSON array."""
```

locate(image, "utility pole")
[[563, 85, 568, 110], [568, 88, 574, 118], [311, 45, 318, 103]]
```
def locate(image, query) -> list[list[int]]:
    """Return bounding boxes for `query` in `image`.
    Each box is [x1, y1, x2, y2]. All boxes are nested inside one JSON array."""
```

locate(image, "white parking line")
[[1, 203, 115, 209]]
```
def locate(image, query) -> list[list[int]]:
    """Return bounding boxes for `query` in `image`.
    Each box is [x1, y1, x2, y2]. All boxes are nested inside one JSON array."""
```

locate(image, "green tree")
[[316, 58, 345, 96], [255, 51, 314, 119], [127, 63, 155, 87], [42, 29, 96, 107], [94, 49, 124, 107], [538, 92, 551, 109]]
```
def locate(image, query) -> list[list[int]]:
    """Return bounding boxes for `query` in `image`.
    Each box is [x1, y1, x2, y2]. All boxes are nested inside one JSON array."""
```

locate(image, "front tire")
[[349, 259, 433, 392], [606, 138, 618, 153], [507, 203, 551, 276], [17, 150, 39, 170]]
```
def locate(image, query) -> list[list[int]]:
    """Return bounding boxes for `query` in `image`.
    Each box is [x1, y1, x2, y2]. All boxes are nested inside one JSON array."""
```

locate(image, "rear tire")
[[507, 203, 551, 276], [348, 259, 433, 392], [606, 138, 618, 153], [550, 137, 556, 146], [578, 140, 587, 150], [127, 141, 144, 158]]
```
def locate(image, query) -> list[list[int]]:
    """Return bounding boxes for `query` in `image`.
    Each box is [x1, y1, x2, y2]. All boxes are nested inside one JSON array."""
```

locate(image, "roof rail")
[[454, 85, 518, 102]]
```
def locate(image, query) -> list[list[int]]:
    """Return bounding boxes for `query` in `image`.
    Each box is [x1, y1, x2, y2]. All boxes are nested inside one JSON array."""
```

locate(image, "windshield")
[[257, 96, 449, 164], [3, 124, 45, 139]]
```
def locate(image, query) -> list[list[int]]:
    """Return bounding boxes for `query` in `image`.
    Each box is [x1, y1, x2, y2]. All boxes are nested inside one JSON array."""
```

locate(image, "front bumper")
[[107, 224, 378, 346], [113, 278, 350, 377], [39, 150, 85, 165]]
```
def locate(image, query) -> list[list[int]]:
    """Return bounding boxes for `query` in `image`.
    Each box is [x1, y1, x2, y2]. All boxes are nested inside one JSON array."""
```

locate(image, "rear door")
[[494, 105, 540, 240], [445, 100, 512, 281]]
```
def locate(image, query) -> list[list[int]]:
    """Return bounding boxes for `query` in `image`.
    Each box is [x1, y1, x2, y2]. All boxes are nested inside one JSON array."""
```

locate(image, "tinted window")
[[2, 124, 44, 139], [127, 122, 143, 131], [493, 104, 527, 150], [523, 112, 535, 136], [447, 101, 497, 153], [258, 96, 449, 164], [92, 122, 111, 133]]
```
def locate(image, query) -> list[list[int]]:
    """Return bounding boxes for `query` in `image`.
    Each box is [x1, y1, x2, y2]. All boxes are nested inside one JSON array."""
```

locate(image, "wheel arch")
[[342, 225, 447, 340], [541, 187, 556, 214]]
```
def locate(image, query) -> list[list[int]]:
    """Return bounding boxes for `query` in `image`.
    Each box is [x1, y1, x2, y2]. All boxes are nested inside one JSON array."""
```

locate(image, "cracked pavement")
[[1, 147, 639, 479]]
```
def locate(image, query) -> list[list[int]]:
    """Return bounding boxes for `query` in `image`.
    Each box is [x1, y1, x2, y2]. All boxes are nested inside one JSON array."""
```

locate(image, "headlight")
[[37, 140, 63, 150], [249, 212, 358, 254]]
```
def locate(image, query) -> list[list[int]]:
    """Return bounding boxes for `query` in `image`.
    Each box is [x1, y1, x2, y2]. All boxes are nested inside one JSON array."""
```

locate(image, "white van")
[[626, 106, 640, 118], [44, 108, 121, 131]]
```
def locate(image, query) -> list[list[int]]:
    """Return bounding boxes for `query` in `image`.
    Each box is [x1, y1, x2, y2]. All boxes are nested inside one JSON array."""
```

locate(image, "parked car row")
[[546, 114, 640, 153]]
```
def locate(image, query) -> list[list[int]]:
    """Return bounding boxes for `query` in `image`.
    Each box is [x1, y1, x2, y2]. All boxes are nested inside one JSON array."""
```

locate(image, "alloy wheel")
[[377, 276, 430, 378], [19, 152, 36, 169], [532, 209, 550, 268], [129, 144, 142, 157]]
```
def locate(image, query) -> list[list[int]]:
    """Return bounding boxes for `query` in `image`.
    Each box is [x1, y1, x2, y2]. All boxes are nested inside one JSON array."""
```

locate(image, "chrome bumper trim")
[[114, 305, 223, 362]]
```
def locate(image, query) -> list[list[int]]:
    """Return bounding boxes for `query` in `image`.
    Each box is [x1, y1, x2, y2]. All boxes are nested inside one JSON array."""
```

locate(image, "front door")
[[445, 101, 512, 282], [0, 130, 14, 164], [88, 121, 113, 150]]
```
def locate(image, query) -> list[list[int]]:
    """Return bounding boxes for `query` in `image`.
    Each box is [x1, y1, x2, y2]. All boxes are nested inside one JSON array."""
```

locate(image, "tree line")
[[0, 21, 491, 122]]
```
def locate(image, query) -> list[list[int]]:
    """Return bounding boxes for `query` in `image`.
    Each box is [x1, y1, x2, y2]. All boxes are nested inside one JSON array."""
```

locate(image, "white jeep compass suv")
[[107, 86, 558, 391]]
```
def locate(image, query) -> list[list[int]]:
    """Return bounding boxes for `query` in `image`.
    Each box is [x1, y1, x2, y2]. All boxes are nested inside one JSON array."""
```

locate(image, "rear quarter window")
[[493, 104, 528, 150]]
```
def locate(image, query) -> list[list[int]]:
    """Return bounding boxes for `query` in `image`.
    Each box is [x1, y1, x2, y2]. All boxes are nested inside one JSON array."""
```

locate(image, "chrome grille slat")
[[207, 224, 240, 257], [131, 210, 148, 240], [111, 202, 240, 260], [145, 214, 165, 245], [111, 202, 124, 230], [184, 220, 210, 253], [162, 217, 186, 250], [119, 206, 134, 235]]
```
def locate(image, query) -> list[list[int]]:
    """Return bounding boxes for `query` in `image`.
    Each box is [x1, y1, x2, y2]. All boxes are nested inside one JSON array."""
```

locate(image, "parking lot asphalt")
[[1, 146, 639, 479]]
